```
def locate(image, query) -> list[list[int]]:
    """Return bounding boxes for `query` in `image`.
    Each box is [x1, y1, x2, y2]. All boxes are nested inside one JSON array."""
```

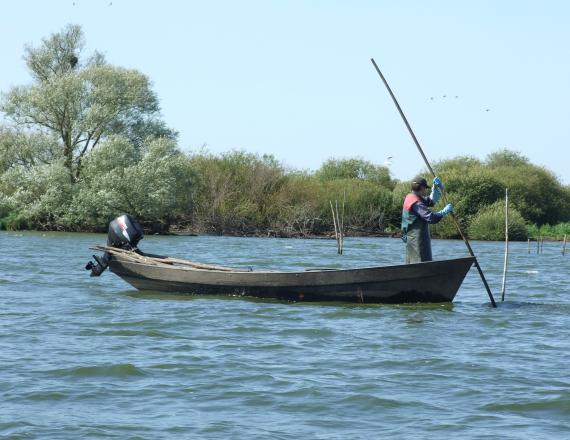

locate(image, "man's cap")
[[412, 176, 428, 188]]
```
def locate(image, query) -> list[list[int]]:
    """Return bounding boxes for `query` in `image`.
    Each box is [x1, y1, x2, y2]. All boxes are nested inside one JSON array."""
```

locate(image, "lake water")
[[1, 231, 569, 439]]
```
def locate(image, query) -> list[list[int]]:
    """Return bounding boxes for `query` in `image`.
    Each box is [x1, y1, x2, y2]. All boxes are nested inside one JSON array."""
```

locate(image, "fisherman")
[[401, 176, 453, 263]]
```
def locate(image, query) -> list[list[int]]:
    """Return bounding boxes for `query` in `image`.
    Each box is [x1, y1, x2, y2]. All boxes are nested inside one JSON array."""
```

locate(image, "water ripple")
[[2, 232, 570, 438], [47, 363, 147, 379]]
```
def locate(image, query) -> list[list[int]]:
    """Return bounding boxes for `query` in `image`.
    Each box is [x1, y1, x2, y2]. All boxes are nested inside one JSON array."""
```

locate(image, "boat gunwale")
[[107, 255, 475, 280], [109, 254, 475, 276]]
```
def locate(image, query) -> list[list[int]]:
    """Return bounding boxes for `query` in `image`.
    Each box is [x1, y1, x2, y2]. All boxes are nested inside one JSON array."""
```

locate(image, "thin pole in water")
[[537, 237, 540, 255], [527, 238, 531, 254], [563, 234, 567, 256], [330, 199, 345, 255], [340, 190, 346, 254], [501, 188, 509, 301], [370, 58, 497, 307], [330, 200, 339, 253], [336, 199, 342, 255]]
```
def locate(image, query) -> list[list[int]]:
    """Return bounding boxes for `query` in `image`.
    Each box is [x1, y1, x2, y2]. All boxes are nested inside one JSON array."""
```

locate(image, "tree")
[[484, 150, 569, 225], [486, 149, 529, 168], [432, 156, 483, 174], [0, 127, 60, 172], [64, 136, 195, 231], [0, 24, 175, 183], [315, 157, 394, 189]]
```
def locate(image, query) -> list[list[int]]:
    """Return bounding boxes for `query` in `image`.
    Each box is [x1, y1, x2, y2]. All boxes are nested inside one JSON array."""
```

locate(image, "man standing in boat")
[[401, 176, 453, 263]]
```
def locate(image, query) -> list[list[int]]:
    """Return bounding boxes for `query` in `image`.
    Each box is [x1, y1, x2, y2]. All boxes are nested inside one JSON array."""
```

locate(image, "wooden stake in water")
[[336, 199, 342, 255], [527, 238, 531, 254], [330, 199, 345, 255], [501, 188, 509, 302], [340, 191, 346, 254], [563, 234, 567, 256], [536, 237, 540, 255], [330, 200, 339, 253]]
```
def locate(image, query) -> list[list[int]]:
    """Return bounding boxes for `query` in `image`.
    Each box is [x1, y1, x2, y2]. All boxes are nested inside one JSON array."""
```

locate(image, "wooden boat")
[[92, 245, 474, 304]]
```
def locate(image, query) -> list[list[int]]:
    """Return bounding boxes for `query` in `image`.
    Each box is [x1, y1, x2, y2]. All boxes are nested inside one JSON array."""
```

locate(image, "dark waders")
[[405, 219, 432, 264]]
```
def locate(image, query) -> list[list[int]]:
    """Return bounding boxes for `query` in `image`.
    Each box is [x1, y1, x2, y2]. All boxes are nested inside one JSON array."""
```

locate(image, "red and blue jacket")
[[401, 192, 444, 242]]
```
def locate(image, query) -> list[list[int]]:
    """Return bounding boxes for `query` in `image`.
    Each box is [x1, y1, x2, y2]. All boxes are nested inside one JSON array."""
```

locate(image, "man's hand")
[[430, 176, 444, 203], [433, 176, 444, 189], [438, 203, 453, 216]]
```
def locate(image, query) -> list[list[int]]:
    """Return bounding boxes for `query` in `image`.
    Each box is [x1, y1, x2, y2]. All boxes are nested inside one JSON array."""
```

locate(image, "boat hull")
[[108, 256, 475, 304]]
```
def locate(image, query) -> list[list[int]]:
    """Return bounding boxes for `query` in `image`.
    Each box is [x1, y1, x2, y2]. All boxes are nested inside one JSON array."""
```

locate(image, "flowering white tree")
[[1, 24, 174, 183]]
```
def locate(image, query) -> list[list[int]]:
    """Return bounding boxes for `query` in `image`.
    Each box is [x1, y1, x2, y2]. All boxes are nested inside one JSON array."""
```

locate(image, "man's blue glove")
[[433, 176, 444, 189], [438, 203, 453, 217], [430, 176, 443, 203]]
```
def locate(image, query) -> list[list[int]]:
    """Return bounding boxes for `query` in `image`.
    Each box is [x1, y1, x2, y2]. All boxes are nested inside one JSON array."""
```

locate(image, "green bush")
[[276, 175, 396, 236], [484, 150, 570, 225], [527, 222, 570, 240], [0, 136, 194, 231], [432, 150, 570, 226], [189, 150, 287, 234], [267, 173, 324, 236], [0, 212, 29, 230], [315, 157, 394, 189], [467, 201, 528, 241], [0, 162, 74, 230], [312, 179, 394, 234], [186, 152, 396, 236], [65, 137, 195, 231], [431, 160, 505, 221], [0, 140, 568, 239]]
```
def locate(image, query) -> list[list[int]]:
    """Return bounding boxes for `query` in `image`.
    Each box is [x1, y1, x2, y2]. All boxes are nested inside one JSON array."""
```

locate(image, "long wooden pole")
[[563, 234, 567, 256], [370, 58, 497, 307], [501, 188, 509, 301]]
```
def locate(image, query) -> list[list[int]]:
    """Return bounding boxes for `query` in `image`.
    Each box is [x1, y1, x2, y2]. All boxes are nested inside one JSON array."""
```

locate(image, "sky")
[[1, 1, 569, 184]]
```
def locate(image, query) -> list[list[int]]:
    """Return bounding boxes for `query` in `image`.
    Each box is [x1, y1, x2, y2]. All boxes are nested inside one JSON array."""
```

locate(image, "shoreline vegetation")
[[1, 25, 570, 242]]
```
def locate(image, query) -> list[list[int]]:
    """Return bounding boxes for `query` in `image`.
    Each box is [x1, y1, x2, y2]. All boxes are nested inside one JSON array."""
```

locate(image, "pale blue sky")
[[1, 1, 569, 183]]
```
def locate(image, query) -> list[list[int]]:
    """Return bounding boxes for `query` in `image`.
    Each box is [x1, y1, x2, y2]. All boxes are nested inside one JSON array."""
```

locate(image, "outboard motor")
[[86, 214, 144, 277], [107, 214, 144, 250]]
